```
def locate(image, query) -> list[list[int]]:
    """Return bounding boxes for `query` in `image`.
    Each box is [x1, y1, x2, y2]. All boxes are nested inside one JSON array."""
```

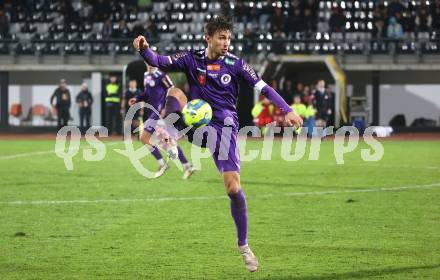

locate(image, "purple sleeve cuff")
[[261, 85, 293, 114]]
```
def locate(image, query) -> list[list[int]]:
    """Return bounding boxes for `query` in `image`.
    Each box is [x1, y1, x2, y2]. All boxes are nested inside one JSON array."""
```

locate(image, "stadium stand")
[[1, 0, 440, 57]]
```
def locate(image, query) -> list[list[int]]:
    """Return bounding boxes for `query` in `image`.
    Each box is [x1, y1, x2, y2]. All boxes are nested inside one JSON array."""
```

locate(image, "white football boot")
[[155, 127, 179, 160], [182, 164, 196, 180], [153, 163, 169, 179], [239, 244, 259, 272]]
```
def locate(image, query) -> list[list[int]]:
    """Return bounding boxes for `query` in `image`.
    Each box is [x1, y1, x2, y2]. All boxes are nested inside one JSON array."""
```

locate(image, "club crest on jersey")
[[220, 74, 231, 85], [198, 74, 206, 86]]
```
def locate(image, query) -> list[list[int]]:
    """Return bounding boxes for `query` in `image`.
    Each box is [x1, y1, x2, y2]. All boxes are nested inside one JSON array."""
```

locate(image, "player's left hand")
[[128, 98, 136, 106], [285, 111, 303, 129]]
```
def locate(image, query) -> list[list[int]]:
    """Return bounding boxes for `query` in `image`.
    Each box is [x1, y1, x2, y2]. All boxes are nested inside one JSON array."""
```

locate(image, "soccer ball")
[[182, 99, 213, 127]]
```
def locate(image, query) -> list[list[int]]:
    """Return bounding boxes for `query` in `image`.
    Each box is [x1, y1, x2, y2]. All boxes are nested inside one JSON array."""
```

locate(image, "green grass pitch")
[[0, 138, 439, 279]]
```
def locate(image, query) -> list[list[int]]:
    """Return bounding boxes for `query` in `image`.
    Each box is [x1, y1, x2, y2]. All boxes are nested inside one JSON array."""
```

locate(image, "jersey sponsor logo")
[[225, 58, 235, 65], [220, 74, 231, 85], [243, 62, 258, 81], [148, 80, 156, 87], [207, 64, 221, 71], [208, 73, 218, 78]]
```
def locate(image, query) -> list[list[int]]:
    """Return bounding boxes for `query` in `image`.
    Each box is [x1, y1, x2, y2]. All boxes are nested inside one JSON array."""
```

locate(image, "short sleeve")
[[236, 59, 266, 93]]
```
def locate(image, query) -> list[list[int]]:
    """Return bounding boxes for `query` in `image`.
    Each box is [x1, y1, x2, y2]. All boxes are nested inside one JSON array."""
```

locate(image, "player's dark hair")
[[204, 15, 233, 36]]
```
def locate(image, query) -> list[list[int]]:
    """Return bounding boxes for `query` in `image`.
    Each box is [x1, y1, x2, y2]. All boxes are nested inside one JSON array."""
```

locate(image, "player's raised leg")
[[223, 171, 259, 272]]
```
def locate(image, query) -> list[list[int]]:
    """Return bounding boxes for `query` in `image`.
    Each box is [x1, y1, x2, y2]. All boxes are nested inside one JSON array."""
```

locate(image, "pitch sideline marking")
[[0, 142, 121, 160], [1, 182, 439, 206]]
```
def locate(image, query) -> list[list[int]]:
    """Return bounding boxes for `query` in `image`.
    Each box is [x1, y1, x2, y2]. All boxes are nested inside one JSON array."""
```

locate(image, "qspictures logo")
[[55, 103, 384, 178]]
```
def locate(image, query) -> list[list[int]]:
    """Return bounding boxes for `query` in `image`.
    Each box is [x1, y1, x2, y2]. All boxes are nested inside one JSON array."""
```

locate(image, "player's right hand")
[[133, 35, 149, 52]]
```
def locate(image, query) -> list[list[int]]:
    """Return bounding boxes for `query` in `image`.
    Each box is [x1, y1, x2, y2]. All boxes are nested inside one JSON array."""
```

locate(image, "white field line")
[[0, 142, 121, 160], [1, 182, 439, 206], [1, 143, 439, 171]]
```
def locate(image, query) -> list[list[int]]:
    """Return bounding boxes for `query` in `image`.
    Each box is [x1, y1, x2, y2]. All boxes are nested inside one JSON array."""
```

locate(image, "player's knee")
[[140, 131, 152, 146], [223, 172, 241, 194], [167, 87, 187, 109]]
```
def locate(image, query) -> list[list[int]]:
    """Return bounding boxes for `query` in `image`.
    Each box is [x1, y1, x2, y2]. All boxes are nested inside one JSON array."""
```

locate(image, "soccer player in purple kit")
[[133, 16, 303, 272], [128, 63, 195, 179]]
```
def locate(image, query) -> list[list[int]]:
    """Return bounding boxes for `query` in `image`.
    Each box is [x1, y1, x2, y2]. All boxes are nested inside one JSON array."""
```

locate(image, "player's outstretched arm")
[[133, 35, 174, 69], [260, 84, 303, 128], [237, 59, 303, 128]]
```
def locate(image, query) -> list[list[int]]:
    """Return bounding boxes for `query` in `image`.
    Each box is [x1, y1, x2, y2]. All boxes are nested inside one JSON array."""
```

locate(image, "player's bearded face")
[[206, 30, 231, 56]]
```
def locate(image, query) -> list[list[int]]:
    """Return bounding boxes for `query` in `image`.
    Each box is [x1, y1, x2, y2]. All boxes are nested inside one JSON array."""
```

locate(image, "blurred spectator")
[[122, 79, 142, 133], [303, 8, 316, 33], [432, 8, 440, 30], [376, 0, 388, 16], [303, 93, 316, 137], [373, 18, 386, 38], [285, 8, 305, 36], [259, 0, 273, 31], [271, 7, 285, 34], [281, 80, 294, 105], [50, 79, 71, 130], [415, 8, 432, 33], [388, 0, 404, 18], [313, 80, 332, 129], [234, 2, 248, 23], [294, 82, 305, 100], [291, 95, 307, 122], [144, 20, 158, 41], [76, 83, 93, 133], [105, 75, 121, 135], [329, 7, 346, 33], [92, 0, 111, 22], [387, 17, 404, 39], [243, 27, 256, 51], [304, 0, 318, 18], [114, 20, 130, 38], [0, 8, 9, 37], [252, 96, 274, 135], [59, 0, 77, 24], [78, 1, 93, 21], [102, 19, 113, 38], [303, 85, 311, 98], [401, 8, 415, 33]]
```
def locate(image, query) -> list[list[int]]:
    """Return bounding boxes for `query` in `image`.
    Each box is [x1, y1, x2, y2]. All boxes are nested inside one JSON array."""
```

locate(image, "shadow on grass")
[[260, 264, 440, 280]]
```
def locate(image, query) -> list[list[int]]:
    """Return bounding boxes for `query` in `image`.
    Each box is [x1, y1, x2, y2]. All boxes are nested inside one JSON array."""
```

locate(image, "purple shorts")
[[143, 114, 160, 134], [145, 115, 240, 173], [187, 121, 240, 173]]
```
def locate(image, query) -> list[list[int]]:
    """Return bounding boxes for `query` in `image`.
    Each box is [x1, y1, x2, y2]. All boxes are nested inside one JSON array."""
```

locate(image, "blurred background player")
[[104, 75, 121, 135], [133, 15, 303, 272], [50, 79, 71, 130], [75, 83, 93, 134], [128, 63, 195, 179], [122, 79, 142, 134]]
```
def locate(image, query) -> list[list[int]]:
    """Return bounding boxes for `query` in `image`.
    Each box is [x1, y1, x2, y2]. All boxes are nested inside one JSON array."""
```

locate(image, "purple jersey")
[[136, 69, 173, 118], [142, 49, 269, 128]]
